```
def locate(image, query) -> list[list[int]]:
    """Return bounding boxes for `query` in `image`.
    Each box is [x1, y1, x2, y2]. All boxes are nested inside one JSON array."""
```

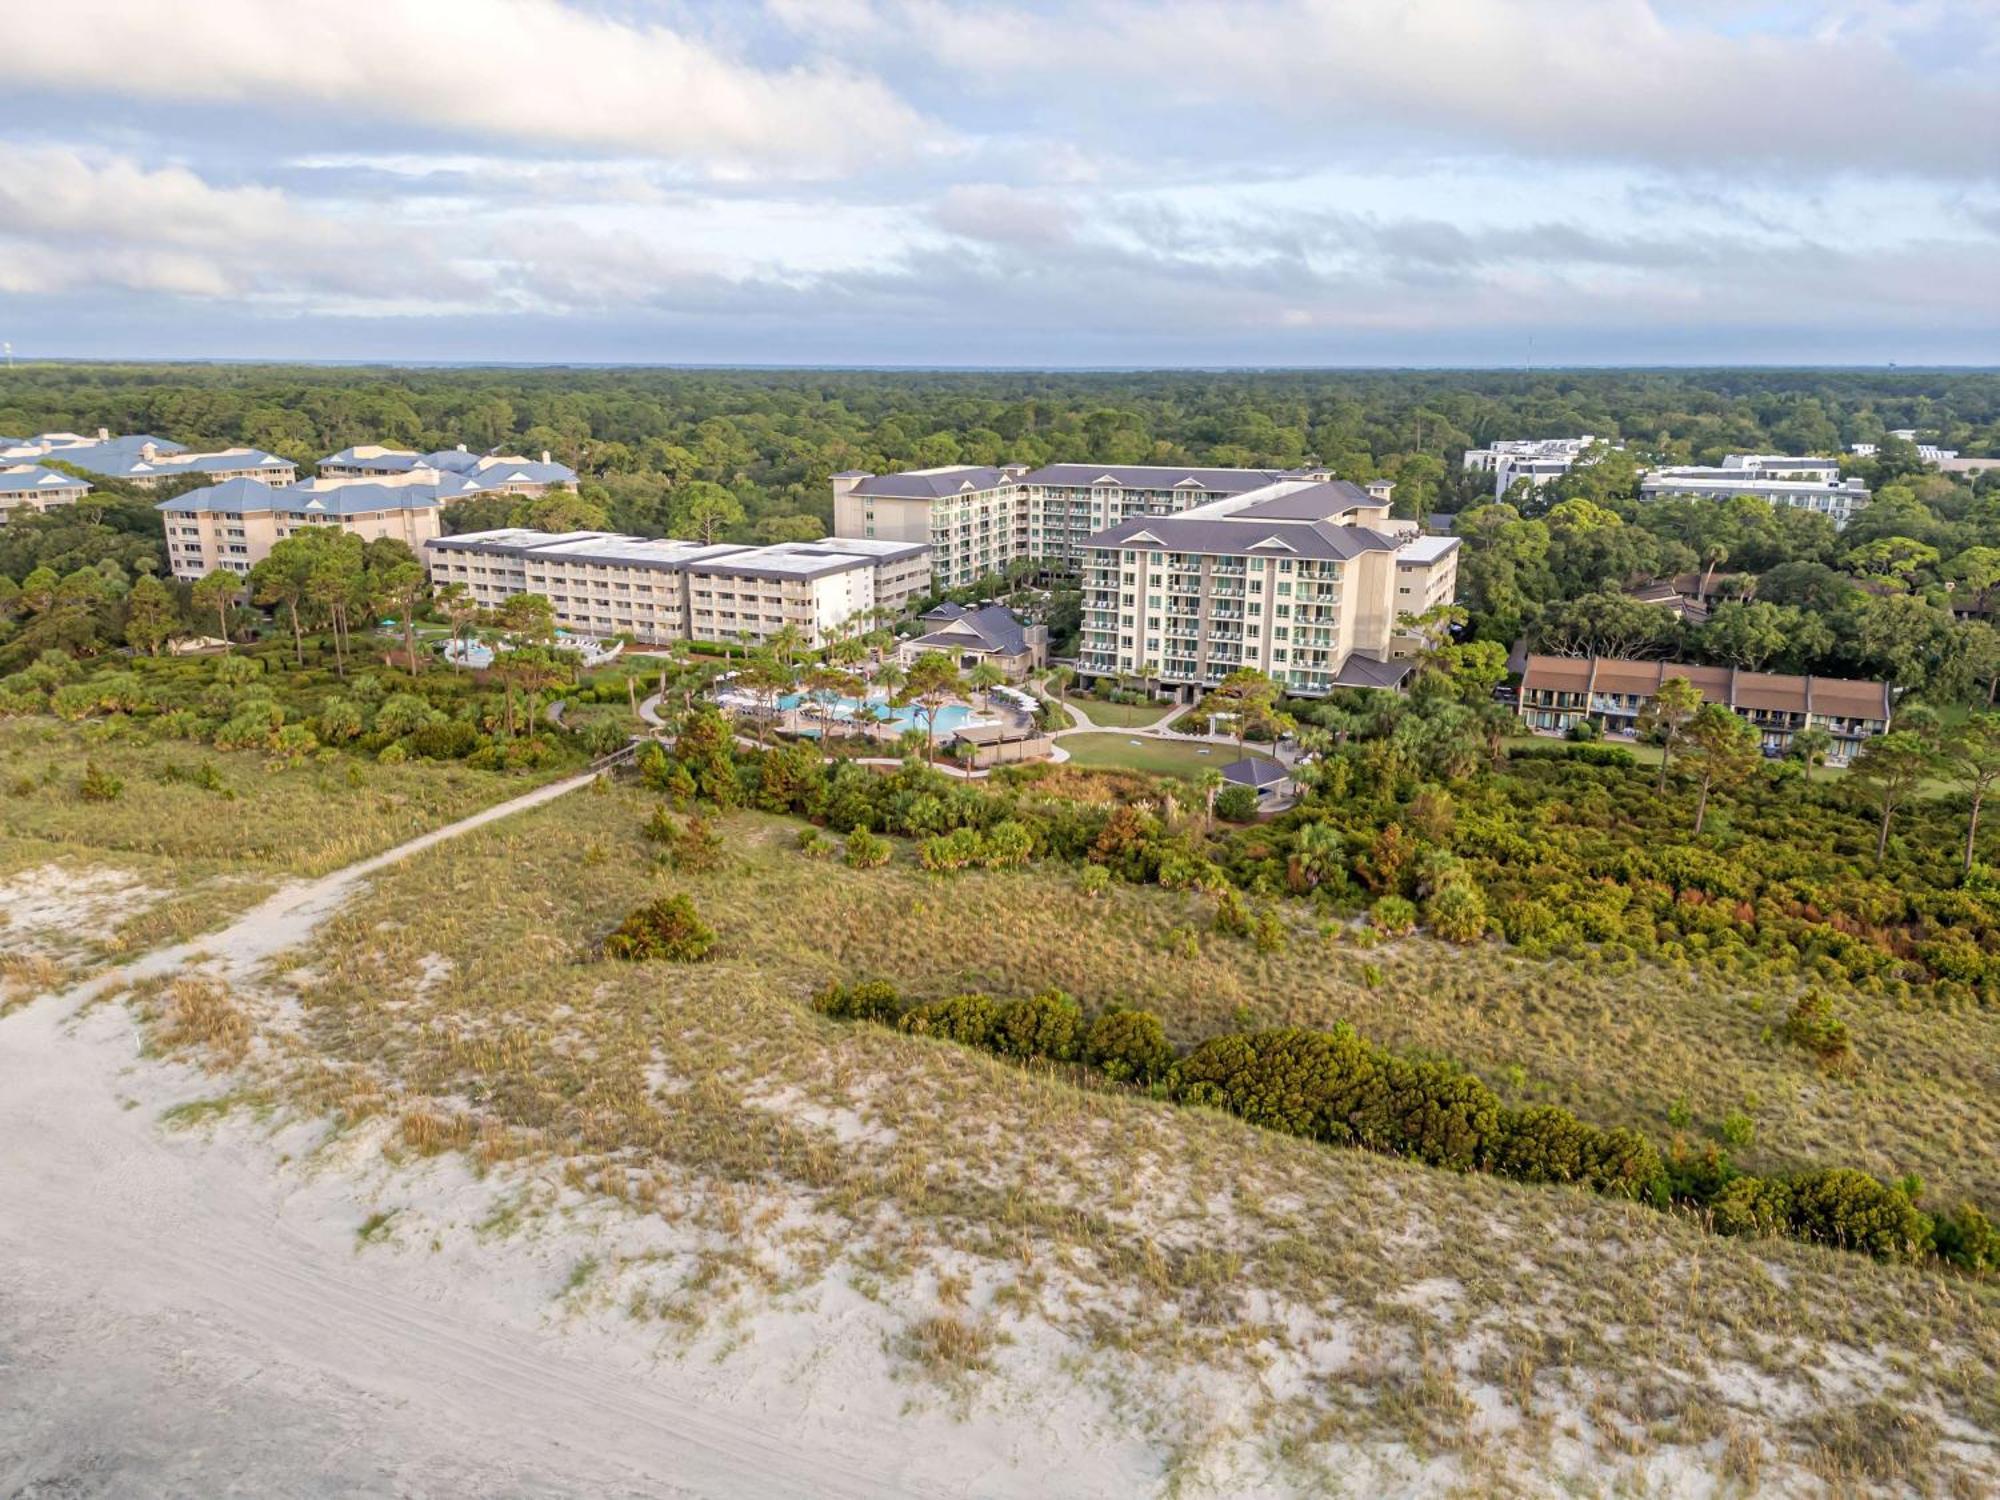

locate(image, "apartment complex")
[[1077, 478, 1460, 699], [157, 479, 445, 580], [1641, 455, 1870, 526], [1462, 437, 1617, 497], [830, 460, 1386, 588], [4, 430, 295, 488], [422, 529, 929, 648], [1516, 654, 1892, 764], [319, 444, 578, 497], [0, 462, 93, 523]]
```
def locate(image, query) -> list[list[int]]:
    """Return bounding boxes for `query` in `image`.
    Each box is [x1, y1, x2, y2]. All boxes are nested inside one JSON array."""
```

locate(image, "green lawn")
[[1058, 732, 1236, 778], [1069, 694, 1179, 728]]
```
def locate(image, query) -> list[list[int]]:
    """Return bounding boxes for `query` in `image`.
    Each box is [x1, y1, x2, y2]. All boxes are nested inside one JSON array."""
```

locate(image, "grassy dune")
[[192, 780, 2000, 1495]]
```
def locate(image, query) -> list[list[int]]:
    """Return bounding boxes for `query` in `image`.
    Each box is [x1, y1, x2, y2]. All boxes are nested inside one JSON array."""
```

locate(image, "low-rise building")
[[1516, 653, 1892, 763], [1640, 458, 1871, 527], [1077, 478, 1459, 700], [898, 602, 1048, 680], [319, 443, 578, 497], [0, 462, 92, 523], [158, 479, 444, 579], [422, 529, 929, 648]]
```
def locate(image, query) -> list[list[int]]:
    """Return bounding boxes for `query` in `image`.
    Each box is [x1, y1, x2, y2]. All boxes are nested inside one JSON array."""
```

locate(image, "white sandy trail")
[[0, 770, 955, 1499]]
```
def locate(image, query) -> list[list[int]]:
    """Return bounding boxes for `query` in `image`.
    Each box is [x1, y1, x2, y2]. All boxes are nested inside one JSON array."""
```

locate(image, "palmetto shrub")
[[990, 989, 1083, 1062], [1082, 1008, 1174, 1084]]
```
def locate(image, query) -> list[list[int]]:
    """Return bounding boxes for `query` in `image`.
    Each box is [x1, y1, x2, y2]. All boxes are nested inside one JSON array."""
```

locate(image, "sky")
[[0, 0, 1996, 367]]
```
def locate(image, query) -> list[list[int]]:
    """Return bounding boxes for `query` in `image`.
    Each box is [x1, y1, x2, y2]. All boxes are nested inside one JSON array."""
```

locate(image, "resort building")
[[897, 602, 1048, 680], [1076, 478, 1461, 700], [832, 465, 1027, 591], [7, 430, 296, 488], [831, 461, 1365, 588], [319, 444, 578, 497], [1516, 654, 1892, 763], [1640, 457, 1870, 527], [0, 463, 93, 523], [158, 479, 444, 580], [421, 529, 930, 648], [1461, 437, 1617, 497]]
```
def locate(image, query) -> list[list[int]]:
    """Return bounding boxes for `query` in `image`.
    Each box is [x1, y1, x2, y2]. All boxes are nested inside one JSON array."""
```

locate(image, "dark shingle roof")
[[1023, 464, 1284, 492], [849, 466, 1013, 500], [1221, 757, 1288, 788], [912, 601, 1031, 656]]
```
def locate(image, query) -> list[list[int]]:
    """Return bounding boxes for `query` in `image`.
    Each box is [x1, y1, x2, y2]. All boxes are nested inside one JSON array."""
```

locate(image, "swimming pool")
[[779, 692, 989, 735]]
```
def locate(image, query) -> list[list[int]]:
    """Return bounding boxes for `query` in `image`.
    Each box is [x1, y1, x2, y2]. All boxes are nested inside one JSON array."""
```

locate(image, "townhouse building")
[[1516, 654, 1892, 764], [0, 462, 92, 522], [319, 443, 578, 497], [422, 530, 929, 648], [158, 478, 444, 580], [1076, 478, 1460, 700]]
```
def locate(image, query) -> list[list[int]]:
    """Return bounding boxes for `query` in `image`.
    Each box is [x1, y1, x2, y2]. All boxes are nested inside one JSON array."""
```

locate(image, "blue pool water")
[[779, 693, 981, 734]]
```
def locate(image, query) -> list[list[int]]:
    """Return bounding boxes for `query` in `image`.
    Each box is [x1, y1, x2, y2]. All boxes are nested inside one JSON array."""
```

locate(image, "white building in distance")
[[1461, 437, 1619, 497], [1640, 455, 1871, 527]]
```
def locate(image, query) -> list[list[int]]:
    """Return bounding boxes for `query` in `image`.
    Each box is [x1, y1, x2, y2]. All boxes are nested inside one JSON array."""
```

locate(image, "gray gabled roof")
[[913, 601, 1031, 656], [1085, 477, 1400, 561], [0, 463, 92, 495], [848, 465, 1013, 500], [1331, 656, 1416, 691], [158, 478, 445, 516], [1023, 464, 1284, 492], [1221, 757, 1289, 788]]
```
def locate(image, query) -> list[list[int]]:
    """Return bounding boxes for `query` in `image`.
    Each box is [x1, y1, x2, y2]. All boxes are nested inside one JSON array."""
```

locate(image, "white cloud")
[[10, 0, 928, 176], [775, 0, 2000, 180]]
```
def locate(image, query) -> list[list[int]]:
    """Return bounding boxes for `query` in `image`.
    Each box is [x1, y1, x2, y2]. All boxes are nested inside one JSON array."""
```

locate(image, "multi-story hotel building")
[[157, 479, 445, 579], [1516, 654, 1892, 764], [421, 529, 930, 648], [0, 462, 93, 522], [830, 461, 1389, 588], [1076, 478, 1460, 699]]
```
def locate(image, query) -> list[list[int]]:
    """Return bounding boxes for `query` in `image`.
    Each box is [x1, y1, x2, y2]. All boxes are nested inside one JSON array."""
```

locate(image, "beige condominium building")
[[830, 461, 1391, 589], [157, 478, 445, 580], [832, 465, 1026, 591], [1078, 478, 1460, 699], [0, 462, 93, 523], [421, 529, 930, 648]]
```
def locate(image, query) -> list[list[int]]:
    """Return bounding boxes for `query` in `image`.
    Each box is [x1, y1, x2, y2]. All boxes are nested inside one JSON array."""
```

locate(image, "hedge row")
[[812, 980, 1999, 1275]]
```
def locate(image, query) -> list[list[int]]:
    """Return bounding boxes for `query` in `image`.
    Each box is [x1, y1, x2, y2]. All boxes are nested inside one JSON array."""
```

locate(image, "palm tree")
[[1288, 821, 1345, 891], [967, 660, 1005, 713], [1699, 544, 1730, 598], [1196, 768, 1225, 834]]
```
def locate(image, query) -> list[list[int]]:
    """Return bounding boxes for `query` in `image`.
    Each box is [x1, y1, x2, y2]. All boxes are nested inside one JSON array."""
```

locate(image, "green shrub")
[[1710, 1175, 1792, 1238], [666, 812, 725, 873], [602, 893, 716, 963], [1212, 887, 1252, 938], [844, 828, 892, 869], [1214, 784, 1260, 823], [1933, 1202, 2000, 1273], [1173, 1027, 1380, 1143], [991, 989, 1083, 1062], [1423, 881, 1488, 944], [919, 826, 984, 872], [1083, 1008, 1174, 1084], [898, 992, 1000, 1047], [1779, 990, 1854, 1070], [814, 979, 902, 1024], [980, 820, 1035, 868], [407, 719, 480, 760], [1369, 895, 1417, 936], [1783, 1168, 1930, 1262], [1077, 863, 1111, 898], [78, 760, 123, 802]]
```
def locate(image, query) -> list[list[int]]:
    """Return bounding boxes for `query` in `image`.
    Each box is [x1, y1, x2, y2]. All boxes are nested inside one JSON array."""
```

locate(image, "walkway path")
[[0, 766, 951, 1500], [1032, 682, 1288, 761]]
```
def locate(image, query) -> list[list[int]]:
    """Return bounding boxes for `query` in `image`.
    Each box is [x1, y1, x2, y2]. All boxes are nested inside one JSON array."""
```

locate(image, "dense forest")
[[5, 364, 2000, 698]]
